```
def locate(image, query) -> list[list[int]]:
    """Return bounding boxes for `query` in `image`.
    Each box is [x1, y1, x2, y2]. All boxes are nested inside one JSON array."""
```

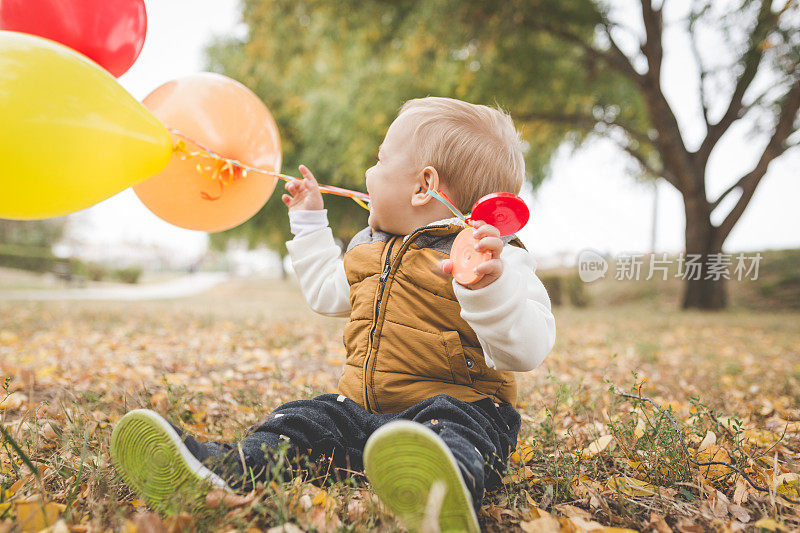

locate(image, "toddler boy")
[[111, 97, 556, 532]]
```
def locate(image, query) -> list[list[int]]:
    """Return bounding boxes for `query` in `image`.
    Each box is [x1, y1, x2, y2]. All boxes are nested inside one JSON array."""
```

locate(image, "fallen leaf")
[[605, 475, 660, 497], [674, 519, 704, 533], [695, 444, 731, 482], [511, 443, 536, 465], [133, 511, 166, 533], [40, 422, 59, 441], [741, 429, 780, 449], [15, 501, 65, 533], [633, 417, 646, 440], [150, 392, 169, 412], [697, 430, 716, 453], [0, 392, 26, 411], [774, 472, 799, 499], [481, 502, 503, 522], [312, 489, 326, 507], [561, 516, 603, 531], [556, 503, 592, 520], [164, 513, 195, 533], [733, 475, 750, 504], [205, 489, 256, 509], [40, 518, 69, 533], [753, 517, 779, 531], [727, 504, 750, 523], [346, 498, 368, 524], [266, 525, 305, 533], [503, 466, 536, 483], [308, 506, 340, 533], [648, 512, 672, 533], [582, 435, 614, 458], [520, 515, 561, 533]]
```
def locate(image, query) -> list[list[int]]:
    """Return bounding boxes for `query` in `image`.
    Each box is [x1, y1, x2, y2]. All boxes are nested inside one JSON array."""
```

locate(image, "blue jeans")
[[181, 393, 521, 507]]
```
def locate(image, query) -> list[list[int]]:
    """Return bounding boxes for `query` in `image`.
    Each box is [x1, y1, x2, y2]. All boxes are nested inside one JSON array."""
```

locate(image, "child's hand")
[[281, 165, 324, 211], [441, 220, 504, 290]]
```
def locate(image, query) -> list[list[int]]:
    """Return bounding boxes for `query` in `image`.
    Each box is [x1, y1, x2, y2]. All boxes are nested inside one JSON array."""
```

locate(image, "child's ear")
[[410, 166, 439, 207]]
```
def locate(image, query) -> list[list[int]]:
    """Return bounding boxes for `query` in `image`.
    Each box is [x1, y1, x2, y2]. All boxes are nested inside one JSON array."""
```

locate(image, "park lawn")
[[0, 277, 798, 532], [0, 266, 187, 291]]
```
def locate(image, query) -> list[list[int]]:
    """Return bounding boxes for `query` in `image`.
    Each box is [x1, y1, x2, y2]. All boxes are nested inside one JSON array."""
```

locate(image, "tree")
[[204, 0, 604, 253], [0, 218, 66, 248], [206, 0, 799, 309], [513, 0, 799, 309]]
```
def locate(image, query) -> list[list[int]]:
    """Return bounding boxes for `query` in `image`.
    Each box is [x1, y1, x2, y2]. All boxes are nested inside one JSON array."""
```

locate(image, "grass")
[[0, 276, 799, 531], [561, 248, 800, 312], [0, 266, 189, 291]]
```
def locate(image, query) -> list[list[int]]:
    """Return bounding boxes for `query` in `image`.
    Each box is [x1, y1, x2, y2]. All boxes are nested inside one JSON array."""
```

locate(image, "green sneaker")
[[364, 420, 480, 533], [110, 409, 231, 514]]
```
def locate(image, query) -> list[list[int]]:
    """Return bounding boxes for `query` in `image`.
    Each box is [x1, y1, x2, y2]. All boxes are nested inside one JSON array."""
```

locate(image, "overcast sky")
[[73, 0, 799, 264]]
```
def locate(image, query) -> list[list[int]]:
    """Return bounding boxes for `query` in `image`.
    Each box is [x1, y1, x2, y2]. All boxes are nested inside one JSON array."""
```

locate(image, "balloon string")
[[425, 190, 473, 225], [169, 129, 371, 209]]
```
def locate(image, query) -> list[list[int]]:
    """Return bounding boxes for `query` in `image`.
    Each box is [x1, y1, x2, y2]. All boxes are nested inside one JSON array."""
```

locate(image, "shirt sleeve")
[[453, 245, 556, 372], [288, 209, 331, 237], [285, 210, 352, 318]]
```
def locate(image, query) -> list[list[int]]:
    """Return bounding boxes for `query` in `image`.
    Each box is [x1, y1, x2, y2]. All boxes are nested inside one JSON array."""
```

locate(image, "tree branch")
[[518, 109, 684, 192], [634, 0, 700, 194], [695, 0, 775, 169], [688, 7, 711, 130], [640, 0, 664, 83], [516, 110, 652, 147], [597, 20, 645, 85], [715, 77, 800, 244], [616, 139, 682, 191], [710, 175, 746, 212], [528, 20, 640, 81], [738, 84, 788, 119], [616, 140, 661, 176]]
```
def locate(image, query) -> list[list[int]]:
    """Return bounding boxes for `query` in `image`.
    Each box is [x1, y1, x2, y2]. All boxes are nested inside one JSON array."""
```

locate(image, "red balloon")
[[0, 0, 146, 77]]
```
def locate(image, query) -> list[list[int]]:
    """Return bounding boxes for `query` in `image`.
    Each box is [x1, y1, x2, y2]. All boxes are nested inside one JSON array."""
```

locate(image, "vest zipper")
[[363, 224, 453, 412], [364, 238, 395, 412], [369, 240, 395, 347]]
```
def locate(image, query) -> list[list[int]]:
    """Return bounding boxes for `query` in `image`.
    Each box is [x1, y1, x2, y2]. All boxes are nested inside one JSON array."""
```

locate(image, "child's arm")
[[445, 221, 556, 372], [453, 245, 556, 372], [282, 167, 352, 318]]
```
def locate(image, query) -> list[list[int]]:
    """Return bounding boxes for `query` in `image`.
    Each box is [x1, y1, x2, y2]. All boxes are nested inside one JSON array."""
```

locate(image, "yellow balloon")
[[0, 31, 173, 220]]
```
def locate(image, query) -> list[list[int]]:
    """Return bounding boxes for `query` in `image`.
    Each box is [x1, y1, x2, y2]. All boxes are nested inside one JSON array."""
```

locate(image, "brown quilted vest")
[[337, 220, 526, 414]]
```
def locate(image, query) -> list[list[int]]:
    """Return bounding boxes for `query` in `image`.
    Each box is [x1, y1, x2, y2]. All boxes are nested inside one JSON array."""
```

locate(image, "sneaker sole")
[[110, 409, 230, 514], [363, 420, 480, 533]]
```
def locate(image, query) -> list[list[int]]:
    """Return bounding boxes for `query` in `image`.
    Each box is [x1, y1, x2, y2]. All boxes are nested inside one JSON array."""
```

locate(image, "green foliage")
[[86, 263, 107, 282], [566, 273, 590, 307], [746, 249, 800, 310], [538, 272, 588, 307], [0, 219, 66, 248], [112, 267, 143, 284], [0, 243, 56, 272], [204, 0, 638, 251], [540, 274, 563, 306], [607, 388, 692, 487]]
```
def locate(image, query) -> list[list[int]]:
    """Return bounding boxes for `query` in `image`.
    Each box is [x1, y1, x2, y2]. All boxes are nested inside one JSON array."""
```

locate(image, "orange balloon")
[[133, 73, 281, 232]]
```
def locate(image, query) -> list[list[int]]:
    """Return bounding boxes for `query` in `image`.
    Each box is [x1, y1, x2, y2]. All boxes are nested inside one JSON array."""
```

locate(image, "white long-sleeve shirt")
[[285, 209, 556, 373]]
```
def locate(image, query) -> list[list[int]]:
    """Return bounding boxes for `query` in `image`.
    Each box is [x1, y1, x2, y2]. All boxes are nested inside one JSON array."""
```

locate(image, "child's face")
[[365, 113, 431, 234]]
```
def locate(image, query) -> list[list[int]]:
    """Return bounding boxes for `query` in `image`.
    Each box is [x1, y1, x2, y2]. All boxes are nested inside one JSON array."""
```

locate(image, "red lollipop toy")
[[447, 192, 530, 285]]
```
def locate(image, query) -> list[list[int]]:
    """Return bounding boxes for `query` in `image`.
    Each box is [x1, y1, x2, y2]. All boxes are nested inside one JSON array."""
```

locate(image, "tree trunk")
[[681, 266, 728, 309], [681, 197, 727, 310], [279, 253, 288, 280]]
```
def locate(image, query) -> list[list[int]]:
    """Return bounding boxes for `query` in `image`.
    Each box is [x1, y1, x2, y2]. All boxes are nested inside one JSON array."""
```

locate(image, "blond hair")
[[398, 96, 525, 213]]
